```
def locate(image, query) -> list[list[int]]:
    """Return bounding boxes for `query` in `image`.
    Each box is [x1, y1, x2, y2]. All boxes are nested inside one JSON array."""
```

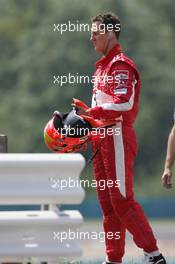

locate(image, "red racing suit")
[[89, 44, 158, 263]]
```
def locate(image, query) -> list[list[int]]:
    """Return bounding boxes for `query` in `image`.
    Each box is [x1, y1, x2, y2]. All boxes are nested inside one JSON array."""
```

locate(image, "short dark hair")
[[92, 12, 121, 39]]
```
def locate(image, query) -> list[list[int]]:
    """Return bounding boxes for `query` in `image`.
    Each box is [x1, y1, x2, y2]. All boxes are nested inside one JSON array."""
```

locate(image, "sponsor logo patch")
[[116, 73, 128, 79], [114, 88, 127, 95], [114, 70, 129, 87]]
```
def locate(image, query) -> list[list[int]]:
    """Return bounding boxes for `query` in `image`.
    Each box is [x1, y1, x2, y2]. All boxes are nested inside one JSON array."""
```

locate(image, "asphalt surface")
[[79, 219, 175, 263]]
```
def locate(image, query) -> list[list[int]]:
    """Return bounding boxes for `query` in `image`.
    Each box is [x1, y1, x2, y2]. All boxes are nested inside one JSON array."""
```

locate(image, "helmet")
[[44, 99, 116, 153], [44, 109, 92, 153]]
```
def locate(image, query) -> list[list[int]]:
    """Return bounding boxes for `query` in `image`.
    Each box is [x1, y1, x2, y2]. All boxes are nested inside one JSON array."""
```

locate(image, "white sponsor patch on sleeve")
[[114, 88, 127, 95], [116, 73, 128, 80], [115, 70, 129, 78], [114, 70, 129, 87]]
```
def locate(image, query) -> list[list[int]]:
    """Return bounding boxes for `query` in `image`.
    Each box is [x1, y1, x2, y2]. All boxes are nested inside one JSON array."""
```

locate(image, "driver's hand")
[[161, 168, 173, 189]]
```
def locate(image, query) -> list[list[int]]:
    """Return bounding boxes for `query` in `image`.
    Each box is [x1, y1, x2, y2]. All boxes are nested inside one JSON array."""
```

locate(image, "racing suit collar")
[[95, 43, 122, 68]]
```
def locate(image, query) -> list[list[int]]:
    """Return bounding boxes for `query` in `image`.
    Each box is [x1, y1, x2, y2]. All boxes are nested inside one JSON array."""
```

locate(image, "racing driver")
[[78, 13, 167, 264]]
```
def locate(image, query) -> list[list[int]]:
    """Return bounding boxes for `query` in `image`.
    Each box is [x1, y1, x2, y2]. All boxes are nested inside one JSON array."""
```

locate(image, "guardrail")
[[0, 152, 85, 263]]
